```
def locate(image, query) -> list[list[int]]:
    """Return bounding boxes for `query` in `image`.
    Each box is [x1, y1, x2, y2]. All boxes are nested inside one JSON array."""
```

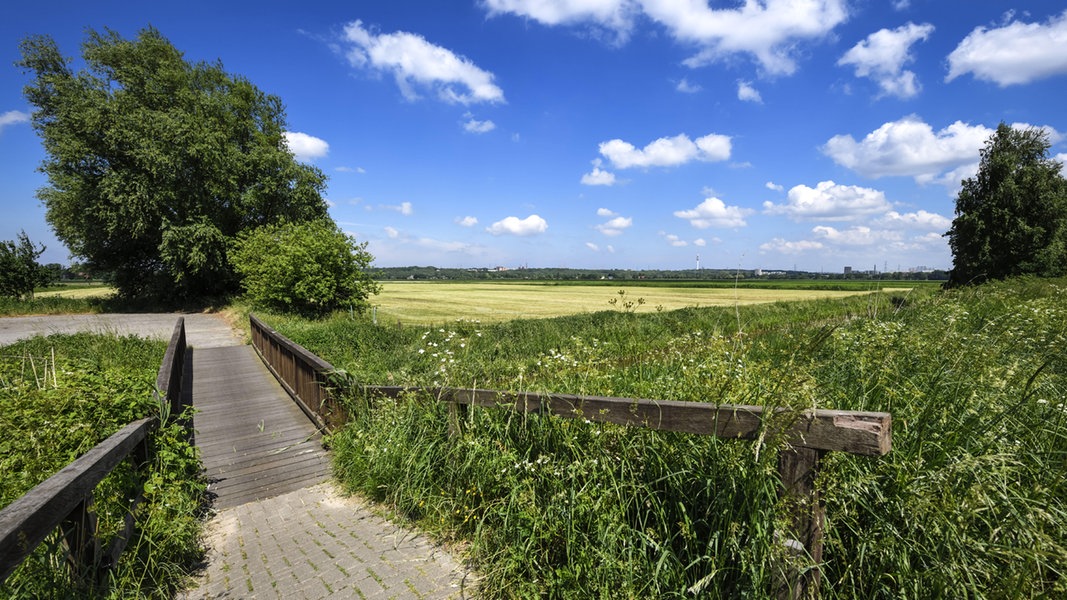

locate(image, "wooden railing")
[[0, 318, 188, 585], [249, 314, 891, 599], [249, 314, 347, 432]]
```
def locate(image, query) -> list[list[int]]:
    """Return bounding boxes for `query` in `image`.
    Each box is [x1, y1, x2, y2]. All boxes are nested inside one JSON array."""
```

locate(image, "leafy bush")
[[0, 333, 204, 599], [230, 219, 379, 317]]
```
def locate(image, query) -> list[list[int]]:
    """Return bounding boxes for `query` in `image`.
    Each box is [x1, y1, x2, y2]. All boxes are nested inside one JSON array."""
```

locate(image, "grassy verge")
[[265, 279, 1065, 598], [0, 333, 204, 599]]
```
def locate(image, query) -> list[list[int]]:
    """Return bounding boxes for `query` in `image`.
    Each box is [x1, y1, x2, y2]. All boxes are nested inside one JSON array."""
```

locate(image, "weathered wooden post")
[[776, 445, 826, 600]]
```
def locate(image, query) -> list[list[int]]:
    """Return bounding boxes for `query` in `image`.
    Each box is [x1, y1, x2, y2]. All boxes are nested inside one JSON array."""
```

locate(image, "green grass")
[[0, 333, 204, 599], [261, 278, 1067, 598]]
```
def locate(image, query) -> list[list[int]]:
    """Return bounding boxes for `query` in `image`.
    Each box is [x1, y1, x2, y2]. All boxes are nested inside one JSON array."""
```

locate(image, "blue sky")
[[2, 1, 1066, 272]]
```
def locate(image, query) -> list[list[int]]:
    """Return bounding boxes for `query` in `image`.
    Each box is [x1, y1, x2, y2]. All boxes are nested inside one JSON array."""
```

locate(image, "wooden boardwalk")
[[191, 345, 331, 510]]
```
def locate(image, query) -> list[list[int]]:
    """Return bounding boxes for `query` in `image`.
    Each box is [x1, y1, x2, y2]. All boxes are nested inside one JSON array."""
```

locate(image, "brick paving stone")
[[180, 482, 478, 599]]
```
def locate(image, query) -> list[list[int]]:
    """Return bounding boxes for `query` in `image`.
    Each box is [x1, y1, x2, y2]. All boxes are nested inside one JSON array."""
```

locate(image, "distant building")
[[844, 266, 852, 275]]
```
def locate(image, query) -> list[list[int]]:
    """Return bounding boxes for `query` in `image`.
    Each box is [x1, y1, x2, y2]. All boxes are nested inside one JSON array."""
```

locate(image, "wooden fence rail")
[[0, 318, 188, 585], [249, 314, 891, 599]]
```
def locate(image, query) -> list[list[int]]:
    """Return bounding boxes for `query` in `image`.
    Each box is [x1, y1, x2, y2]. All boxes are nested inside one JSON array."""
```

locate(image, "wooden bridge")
[[0, 313, 892, 599]]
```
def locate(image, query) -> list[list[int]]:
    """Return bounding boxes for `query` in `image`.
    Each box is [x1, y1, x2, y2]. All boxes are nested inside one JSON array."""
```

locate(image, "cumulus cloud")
[[663, 233, 688, 247], [737, 80, 762, 103], [282, 131, 329, 162], [487, 214, 548, 236], [463, 114, 497, 133], [586, 242, 600, 251], [875, 209, 951, 230], [759, 238, 824, 254], [595, 215, 633, 236], [581, 159, 618, 185], [485, 0, 847, 74], [598, 133, 731, 169], [765, 181, 784, 192], [674, 196, 752, 229], [335, 166, 366, 173], [822, 116, 994, 183], [694, 238, 707, 247], [838, 22, 934, 98], [379, 201, 414, 215], [455, 216, 479, 227], [343, 20, 505, 104], [763, 180, 892, 221], [811, 225, 901, 246], [597, 207, 617, 217], [384, 226, 400, 239], [947, 10, 1067, 86], [676, 78, 702, 93], [0, 110, 30, 133]]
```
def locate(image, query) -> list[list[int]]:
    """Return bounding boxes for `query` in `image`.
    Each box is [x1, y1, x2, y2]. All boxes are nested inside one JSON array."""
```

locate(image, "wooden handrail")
[[249, 314, 892, 599], [0, 317, 188, 585]]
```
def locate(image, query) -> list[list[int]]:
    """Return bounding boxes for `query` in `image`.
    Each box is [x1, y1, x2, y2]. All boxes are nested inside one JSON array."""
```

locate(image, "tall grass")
[[268, 279, 1064, 598], [0, 333, 204, 599]]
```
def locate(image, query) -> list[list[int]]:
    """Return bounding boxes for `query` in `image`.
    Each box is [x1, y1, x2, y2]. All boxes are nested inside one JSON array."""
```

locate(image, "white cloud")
[[822, 116, 994, 183], [737, 80, 762, 103], [596, 207, 617, 217], [1057, 153, 1067, 176], [343, 20, 505, 104], [595, 215, 632, 236], [812, 225, 898, 246], [585, 242, 600, 251], [598, 133, 731, 169], [893, 0, 910, 10], [487, 214, 548, 236], [765, 181, 784, 192], [763, 180, 891, 221], [379, 201, 414, 215], [581, 159, 618, 185], [384, 226, 400, 239], [282, 131, 329, 162], [674, 196, 752, 229], [484, 0, 637, 43], [947, 10, 1067, 86], [456, 216, 479, 227], [676, 78, 701, 93], [663, 233, 688, 247], [694, 238, 707, 247], [0, 110, 30, 132], [484, 1, 849, 75], [875, 210, 951, 231], [838, 22, 934, 99], [463, 114, 497, 133], [642, 0, 849, 75], [759, 238, 824, 254], [335, 166, 366, 174]]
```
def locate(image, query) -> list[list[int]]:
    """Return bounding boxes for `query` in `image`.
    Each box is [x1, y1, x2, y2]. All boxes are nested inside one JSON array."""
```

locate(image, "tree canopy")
[[947, 123, 1067, 286], [0, 231, 50, 300], [230, 219, 380, 316], [18, 27, 330, 300]]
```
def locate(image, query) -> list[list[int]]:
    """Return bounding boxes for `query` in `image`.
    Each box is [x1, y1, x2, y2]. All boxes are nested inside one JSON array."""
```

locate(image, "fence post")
[[776, 445, 826, 600], [61, 496, 99, 583]]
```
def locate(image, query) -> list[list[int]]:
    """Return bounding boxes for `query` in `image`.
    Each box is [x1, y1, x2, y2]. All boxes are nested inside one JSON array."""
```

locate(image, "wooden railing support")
[[776, 446, 826, 599]]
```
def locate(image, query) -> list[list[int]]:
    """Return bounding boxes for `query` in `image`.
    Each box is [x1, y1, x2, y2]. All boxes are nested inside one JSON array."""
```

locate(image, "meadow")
[[258, 277, 1067, 598]]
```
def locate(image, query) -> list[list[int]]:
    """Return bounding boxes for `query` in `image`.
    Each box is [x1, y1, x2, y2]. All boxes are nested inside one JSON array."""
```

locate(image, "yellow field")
[[373, 281, 881, 324], [35, 284, 115, 299]]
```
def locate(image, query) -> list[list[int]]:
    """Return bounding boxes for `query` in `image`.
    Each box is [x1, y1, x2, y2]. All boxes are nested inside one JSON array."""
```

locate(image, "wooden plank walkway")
[[191, 345, 331, 509]]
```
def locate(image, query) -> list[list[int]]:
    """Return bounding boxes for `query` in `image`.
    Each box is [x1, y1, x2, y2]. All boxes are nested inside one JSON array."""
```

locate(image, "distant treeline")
[[373, 265, 950, 282]]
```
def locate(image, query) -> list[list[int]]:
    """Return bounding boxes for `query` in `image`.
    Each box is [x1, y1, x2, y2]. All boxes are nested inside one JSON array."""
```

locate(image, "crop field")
[[373, 280, 902, 323], [34, 283, 114, 299]]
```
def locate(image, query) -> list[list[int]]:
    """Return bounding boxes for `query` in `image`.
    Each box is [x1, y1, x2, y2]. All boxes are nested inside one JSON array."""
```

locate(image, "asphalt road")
[[0, 313, 244, 348]]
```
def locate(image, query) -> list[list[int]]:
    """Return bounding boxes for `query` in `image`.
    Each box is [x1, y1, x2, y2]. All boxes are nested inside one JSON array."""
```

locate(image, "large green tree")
[[946, 123, 1067, 286], [18, 27, 329, 300]]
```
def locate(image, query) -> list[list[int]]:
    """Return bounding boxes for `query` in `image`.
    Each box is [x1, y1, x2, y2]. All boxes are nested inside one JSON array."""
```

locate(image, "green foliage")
[[947, 123, 1067, 285], [0, 333, 204, 598], [0, 231, 50, 300], [231, 219, 379, 317], [18, 27, 329, 302], [267, 280, 1066, 597]]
